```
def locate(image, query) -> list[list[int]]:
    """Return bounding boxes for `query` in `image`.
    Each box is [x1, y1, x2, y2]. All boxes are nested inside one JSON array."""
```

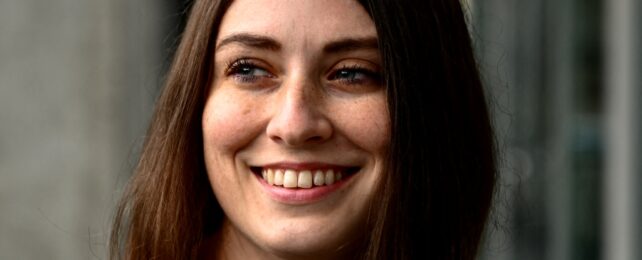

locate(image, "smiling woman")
[[202, 1, 389, 258], [111, 0, 496, 259]]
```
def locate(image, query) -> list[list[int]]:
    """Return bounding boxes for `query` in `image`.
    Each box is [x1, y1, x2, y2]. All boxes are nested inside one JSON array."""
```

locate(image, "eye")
[[225, 58, 273, 83], [328, 65, 382, 87]]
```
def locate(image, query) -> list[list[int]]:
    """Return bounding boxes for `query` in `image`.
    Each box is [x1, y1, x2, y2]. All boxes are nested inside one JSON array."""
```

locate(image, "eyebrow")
[[215, 33, 379, 53], [323, 37, 379, 54], [216, 33, 282, 51]]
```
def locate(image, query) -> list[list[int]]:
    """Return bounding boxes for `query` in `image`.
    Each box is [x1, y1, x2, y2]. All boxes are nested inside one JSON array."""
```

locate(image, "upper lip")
[[255, 162, 358, 171]]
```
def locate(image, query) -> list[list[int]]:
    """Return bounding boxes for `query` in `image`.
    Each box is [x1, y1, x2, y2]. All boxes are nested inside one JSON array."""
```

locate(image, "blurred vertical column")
[[472, 0, 606, 259], [603, 0, 640, 259], [542, 1, 575, 259]]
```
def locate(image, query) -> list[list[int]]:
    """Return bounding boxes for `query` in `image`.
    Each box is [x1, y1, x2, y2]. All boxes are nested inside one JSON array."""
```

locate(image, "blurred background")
[[0, 0, 639, 259]]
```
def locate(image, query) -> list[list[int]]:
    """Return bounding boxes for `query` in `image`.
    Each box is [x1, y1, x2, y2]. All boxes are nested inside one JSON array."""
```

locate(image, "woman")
[[111, 0, 496, 259]]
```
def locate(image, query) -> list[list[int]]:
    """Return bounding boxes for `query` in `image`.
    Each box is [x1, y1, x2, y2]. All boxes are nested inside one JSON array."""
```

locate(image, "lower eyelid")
[[231, 75, 280, 88], [233, 74, 256, 81]]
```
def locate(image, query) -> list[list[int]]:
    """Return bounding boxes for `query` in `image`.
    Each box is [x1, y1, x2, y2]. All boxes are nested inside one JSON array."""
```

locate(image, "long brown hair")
[[111, 0, 496, 259], [110, 0, 230, 258]]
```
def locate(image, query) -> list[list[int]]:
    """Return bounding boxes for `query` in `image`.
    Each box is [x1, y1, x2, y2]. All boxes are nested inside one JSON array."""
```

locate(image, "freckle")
[[242, 107, 251, 116]]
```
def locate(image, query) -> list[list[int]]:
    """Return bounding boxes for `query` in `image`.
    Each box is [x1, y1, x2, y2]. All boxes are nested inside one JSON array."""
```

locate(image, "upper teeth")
[[261, 168, 343, 189]]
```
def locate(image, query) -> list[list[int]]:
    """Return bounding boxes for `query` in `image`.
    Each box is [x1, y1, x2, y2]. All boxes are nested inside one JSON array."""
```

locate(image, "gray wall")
[[0, 1, 169, 258]]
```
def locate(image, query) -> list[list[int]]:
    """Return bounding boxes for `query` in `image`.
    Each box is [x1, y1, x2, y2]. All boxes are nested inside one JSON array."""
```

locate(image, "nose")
[[266, 79, 332, 147]]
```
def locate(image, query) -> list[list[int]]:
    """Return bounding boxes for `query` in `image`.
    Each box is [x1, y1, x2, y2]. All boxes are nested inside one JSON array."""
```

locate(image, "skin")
[[201, 0, 390, 259]]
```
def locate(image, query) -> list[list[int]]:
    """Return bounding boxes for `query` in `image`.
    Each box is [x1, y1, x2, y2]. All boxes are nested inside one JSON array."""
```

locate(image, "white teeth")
[[324, 169, 335, 185], [274, 169, 284, 186], [267, 168, 274, 185], [313, 170, 325, 186], [297, 170, 313, 188], [283, 170, 298, 188], [260, 168, 349, 189]]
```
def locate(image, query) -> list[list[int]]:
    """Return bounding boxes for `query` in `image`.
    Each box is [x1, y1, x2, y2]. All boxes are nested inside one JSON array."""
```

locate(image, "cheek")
[[336, 95, 390, 153], [202, 90, 262, 153]]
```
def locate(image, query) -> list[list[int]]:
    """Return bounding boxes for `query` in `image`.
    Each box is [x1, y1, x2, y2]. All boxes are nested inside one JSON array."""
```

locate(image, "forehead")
[[216, 0, 377, 45]]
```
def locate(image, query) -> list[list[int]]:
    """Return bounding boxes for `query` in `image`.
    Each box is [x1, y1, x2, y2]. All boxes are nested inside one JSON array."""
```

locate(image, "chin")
[[256, 222, 362, 259]]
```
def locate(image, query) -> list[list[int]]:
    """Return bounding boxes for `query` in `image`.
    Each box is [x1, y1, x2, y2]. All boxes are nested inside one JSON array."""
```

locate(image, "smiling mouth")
[[250, 166, 360, 189]]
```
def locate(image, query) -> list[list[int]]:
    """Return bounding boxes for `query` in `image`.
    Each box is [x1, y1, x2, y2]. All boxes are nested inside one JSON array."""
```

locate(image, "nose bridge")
[[282, 74, 314, 116], [266, 71, 331, 146]]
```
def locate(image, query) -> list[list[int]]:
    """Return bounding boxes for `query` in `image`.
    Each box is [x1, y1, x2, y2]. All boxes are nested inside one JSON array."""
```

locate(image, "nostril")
[[270, 135, 283, 143], [306, 136, 324, 143], [268, 131, 327, 146]]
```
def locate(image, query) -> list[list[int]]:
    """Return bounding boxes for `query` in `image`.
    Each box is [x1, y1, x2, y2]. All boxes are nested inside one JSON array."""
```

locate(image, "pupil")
[[341, 71, 352, 78]]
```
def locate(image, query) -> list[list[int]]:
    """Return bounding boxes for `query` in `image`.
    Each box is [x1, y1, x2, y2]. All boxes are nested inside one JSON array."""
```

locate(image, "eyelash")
[[224, 58, 272, 83], [328, 64, 382, 86]]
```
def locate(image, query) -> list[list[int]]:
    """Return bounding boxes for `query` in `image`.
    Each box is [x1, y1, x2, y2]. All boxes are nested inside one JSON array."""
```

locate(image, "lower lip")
[[255, 172, 356, 204]]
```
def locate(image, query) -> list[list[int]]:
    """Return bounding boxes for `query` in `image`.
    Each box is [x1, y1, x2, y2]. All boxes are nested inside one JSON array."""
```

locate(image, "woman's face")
[[202, 0, 389, 257]]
